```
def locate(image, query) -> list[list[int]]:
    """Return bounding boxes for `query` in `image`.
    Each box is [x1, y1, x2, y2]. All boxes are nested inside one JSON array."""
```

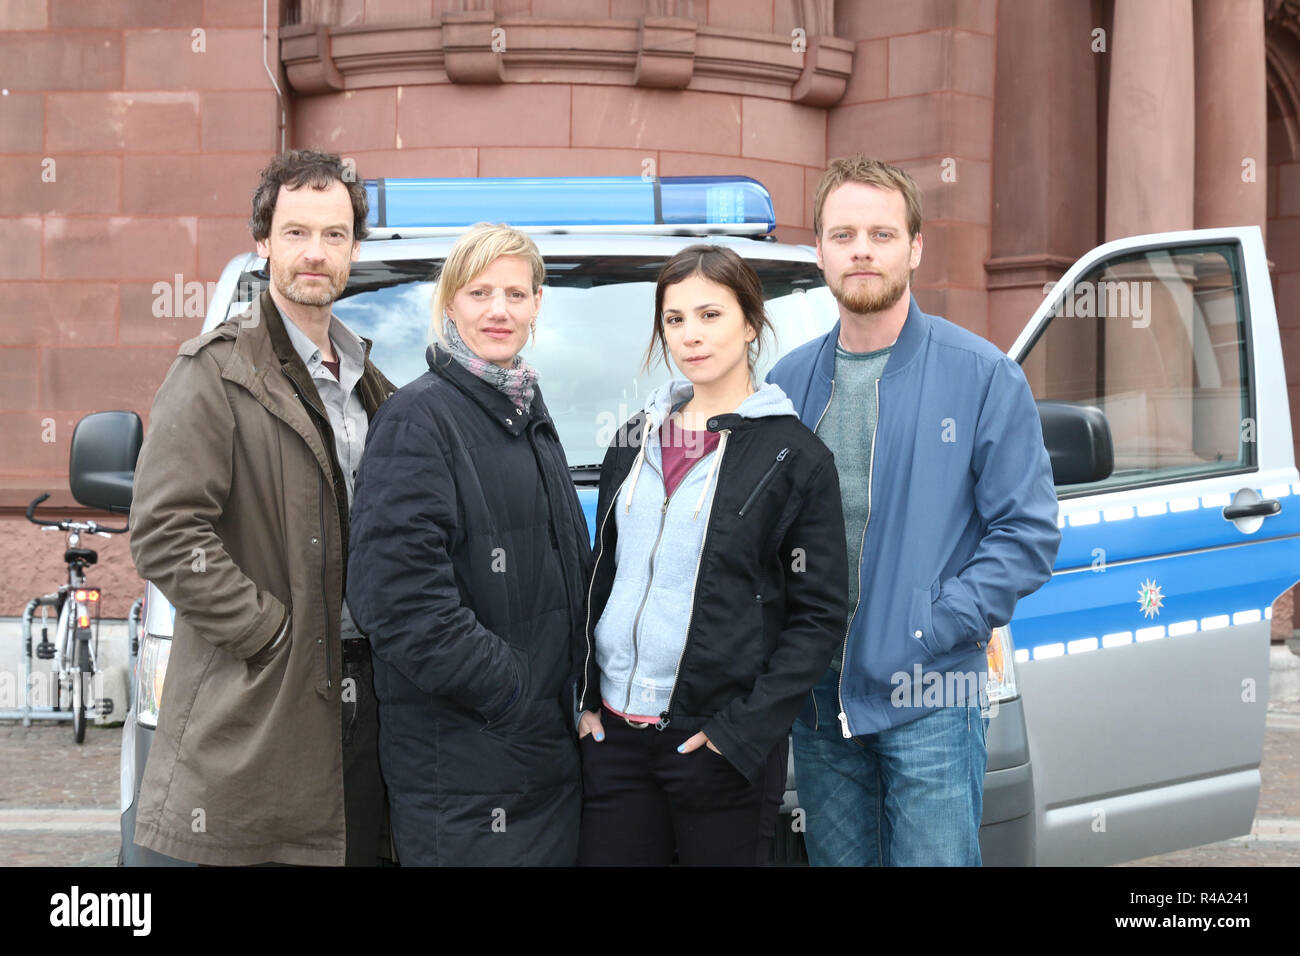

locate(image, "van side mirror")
[[69, 411, 143, 514], [1037, 401, 1114, 486]]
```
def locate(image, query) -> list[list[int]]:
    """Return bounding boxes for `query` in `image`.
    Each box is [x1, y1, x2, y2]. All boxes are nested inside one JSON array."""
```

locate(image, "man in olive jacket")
[[128, 151, 395, 865]]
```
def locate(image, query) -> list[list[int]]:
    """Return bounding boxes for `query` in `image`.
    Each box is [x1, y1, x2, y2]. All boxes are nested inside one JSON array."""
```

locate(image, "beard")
[[828, 265, 910, 316], [269, 257, 346, 307]]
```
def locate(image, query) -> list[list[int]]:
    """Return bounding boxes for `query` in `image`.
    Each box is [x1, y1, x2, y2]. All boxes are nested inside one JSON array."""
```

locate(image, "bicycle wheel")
[[72, 670, 86, 743]]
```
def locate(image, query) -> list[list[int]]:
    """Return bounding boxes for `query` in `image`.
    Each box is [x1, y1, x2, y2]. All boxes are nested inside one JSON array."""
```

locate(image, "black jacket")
[[578, 404, 849, 783], [348, 345, 592, 866]]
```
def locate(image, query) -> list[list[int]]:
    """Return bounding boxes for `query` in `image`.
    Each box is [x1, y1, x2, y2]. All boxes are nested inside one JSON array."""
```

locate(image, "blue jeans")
[[792, 669, 988, 866]]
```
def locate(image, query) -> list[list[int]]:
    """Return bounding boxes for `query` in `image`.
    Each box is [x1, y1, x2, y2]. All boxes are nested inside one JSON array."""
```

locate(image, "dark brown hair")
[[813, 155, 922, 240], [249, 149, 369, 242], [644, 244, 772, 376]]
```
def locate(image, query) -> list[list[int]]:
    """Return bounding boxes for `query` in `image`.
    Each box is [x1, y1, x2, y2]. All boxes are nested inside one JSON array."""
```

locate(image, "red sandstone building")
[[0, 0, 1296, 632]]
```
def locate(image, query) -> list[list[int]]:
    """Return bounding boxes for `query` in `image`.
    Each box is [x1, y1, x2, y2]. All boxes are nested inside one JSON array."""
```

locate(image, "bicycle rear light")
[[75, 590, 99, 630]]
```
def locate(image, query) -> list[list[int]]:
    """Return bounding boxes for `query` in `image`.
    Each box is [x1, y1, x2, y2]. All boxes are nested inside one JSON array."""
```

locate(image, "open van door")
[[1006, 226, 1300, 865]]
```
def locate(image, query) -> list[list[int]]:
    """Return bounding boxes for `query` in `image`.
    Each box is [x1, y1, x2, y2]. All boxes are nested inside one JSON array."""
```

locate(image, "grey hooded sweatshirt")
[[594, 378, 798, 720]]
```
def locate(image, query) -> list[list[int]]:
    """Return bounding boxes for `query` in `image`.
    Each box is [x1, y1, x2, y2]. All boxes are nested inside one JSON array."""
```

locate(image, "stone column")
[[828, 0, 998, 339], [1105, 0, 1196, 496], [1105, 0, 1196, 239], [1194, 0, 1268, 233], [985, 0, 1098, 352]]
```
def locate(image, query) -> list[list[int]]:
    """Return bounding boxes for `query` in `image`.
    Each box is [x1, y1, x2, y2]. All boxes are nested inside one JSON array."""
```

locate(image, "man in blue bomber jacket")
[[767, 156, 1061, 866]]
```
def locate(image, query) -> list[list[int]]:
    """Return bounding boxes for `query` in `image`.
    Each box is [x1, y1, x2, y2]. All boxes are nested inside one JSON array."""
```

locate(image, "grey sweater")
[[815, 343, 892, 670]]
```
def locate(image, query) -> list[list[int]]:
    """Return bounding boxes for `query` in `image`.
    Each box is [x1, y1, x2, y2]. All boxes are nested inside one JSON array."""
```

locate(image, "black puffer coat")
[[348, 345, 591, 866]]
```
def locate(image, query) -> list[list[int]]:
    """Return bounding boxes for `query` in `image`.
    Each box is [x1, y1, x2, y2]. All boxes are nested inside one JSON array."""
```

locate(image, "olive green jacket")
[[129, 291, 394, 865]]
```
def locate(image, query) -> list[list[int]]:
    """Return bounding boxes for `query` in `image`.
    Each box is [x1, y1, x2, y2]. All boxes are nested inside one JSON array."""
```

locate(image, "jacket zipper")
[[318, 469, 332, 691], [625, 445, 717, 715], [737, 447, 789, 517], [528, 418, 577, 614], [809, 380, 835, 731], [658, 429, 730, 730], [580, 469, 633, 713], [806, 379, 837, 733], [580, 431, 710, 715], [813, 379, 836, 433], [624, 494, 671, 714], [836, 377, 879, 738]]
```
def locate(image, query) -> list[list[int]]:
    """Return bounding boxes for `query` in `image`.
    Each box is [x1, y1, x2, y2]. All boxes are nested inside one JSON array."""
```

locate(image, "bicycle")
[[23, 492, 129, 743]]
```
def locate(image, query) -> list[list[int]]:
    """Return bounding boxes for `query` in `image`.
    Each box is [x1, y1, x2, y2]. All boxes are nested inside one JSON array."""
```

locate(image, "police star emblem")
[[1138, 578, 1164, 619]]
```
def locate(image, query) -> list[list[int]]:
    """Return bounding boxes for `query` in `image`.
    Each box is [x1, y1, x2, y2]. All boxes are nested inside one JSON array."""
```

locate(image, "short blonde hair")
[[812, 156, 922, 240], [429, 222, 546, 343]]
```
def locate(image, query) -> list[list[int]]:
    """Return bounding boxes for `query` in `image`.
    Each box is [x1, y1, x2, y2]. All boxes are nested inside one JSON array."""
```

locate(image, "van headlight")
[[135, 633, 171, 729], [985, 625, 1018, 704]]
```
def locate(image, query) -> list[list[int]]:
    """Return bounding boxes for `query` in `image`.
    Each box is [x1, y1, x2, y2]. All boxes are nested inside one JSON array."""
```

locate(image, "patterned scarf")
[[442, 316, 539, 413]]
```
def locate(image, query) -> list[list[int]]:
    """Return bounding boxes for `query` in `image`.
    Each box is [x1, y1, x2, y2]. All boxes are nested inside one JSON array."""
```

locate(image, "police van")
[[73, 176, 1295, 866]]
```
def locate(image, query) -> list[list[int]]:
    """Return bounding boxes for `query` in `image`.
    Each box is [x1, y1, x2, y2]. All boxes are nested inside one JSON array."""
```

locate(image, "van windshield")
[[233, 256, 838, 469]]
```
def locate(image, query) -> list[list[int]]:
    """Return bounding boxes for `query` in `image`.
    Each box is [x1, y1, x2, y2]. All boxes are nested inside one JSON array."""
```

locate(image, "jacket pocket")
[[481, 644, 531, 741], [908, 583, 938, 663], [737, 447, 792, 518], [246, 608, 292, 672]]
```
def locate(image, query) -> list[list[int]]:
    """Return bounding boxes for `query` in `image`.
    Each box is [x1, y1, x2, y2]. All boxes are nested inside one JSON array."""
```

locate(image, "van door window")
[[1020, 244, 1253, 495]]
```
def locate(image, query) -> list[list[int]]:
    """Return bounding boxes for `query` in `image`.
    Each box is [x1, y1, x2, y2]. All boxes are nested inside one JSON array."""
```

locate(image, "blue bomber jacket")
[[767, 295, 1061, 737]]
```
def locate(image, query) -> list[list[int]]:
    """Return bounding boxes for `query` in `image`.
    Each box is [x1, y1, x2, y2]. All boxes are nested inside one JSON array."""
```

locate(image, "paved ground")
[[1, 697, 1297, 867], [0, 719, 121, 866]]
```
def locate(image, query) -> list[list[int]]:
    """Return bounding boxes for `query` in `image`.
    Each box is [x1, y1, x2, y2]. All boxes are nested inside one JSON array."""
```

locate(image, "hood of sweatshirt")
[[642, 379, 798, 429], [627, 378, 798, 504]]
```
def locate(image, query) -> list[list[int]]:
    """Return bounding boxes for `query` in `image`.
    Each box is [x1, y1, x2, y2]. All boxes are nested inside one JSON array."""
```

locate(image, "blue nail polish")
[[676, 744, 685, 753], [595, 733, 604, 742]]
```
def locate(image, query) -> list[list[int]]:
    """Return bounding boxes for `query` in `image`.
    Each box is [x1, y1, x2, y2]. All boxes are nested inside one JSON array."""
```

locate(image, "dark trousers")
[[577, 711, 787, 866], [341, 639, 394, 866]]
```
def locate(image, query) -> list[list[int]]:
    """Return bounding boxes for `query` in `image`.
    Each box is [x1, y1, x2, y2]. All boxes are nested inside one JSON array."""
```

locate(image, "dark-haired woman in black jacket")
[[577, 244, 848, 866]]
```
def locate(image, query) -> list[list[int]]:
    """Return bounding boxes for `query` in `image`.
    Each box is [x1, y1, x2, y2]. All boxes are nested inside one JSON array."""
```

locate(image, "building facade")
[[0, 0, 1294, 633]]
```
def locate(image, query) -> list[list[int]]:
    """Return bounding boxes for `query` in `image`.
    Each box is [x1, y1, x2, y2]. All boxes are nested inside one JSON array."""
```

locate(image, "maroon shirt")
[[659, 417, 720, 498]]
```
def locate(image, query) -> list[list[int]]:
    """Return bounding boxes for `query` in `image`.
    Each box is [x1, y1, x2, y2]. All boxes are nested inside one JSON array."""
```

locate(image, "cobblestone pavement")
[[0, 831, 119, 867], [0, 722, 120, 807], [0, 721, 121, 867], [1, 700, 1297, 867]]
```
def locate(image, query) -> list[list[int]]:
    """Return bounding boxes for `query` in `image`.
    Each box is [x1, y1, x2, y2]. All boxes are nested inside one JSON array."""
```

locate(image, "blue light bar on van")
[[362, 176, 775, 237]]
